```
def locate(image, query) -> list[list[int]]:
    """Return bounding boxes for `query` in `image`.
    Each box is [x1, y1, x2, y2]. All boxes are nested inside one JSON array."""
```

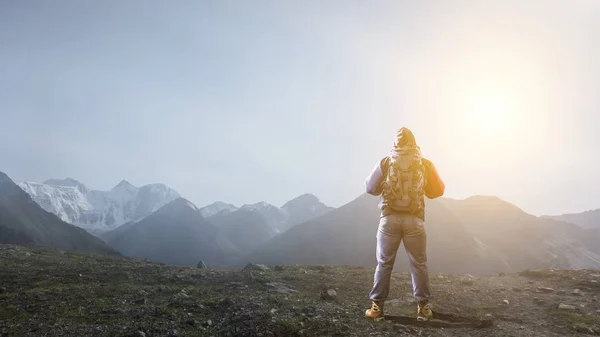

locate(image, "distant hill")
[[245, 194, 509, 275], [246, 194, 600, 274], [439, 196, 600, 270], [102, 195, 334, 268], [99, 221, 137, 244], [18, 178, 180, 234], [0, 172, 115, 255], [544, 209, 600, 229], [239, 202, 288, 233], [102, 198, 225, 266], [280, 193, 335, 232], [208, 208, 276, 260]]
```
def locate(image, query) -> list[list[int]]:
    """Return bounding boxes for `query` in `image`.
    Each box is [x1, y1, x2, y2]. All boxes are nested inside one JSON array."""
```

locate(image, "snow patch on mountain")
[[202, 195, 334, 234], [185, 200, 198, 211], [44, 178, 89, 194], [109, 180, 137, 204], [200, 201, 237, 218], [241, 202, 288, 232], [18, 179, 180, 234]]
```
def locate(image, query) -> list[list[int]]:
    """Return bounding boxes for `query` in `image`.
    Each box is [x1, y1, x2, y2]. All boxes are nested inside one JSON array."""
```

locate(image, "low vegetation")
[[0, 245, 599, 337]]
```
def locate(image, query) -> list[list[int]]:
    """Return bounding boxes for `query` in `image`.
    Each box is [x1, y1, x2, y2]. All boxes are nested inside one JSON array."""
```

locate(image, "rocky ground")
[[0, 244, 599, 337]]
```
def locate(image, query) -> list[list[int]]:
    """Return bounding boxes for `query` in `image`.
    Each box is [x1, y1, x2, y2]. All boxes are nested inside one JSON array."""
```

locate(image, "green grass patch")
[[271, 318, 303, 336], [551, 310, 600, 325], [518, 269, 555, 279]]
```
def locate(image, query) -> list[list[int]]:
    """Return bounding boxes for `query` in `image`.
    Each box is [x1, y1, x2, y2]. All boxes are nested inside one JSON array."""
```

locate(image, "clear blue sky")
[[1, 1, 598, 215]]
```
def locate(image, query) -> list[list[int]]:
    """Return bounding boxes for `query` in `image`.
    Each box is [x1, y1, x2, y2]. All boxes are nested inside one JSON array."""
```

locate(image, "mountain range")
[[11, 174, 336, 266], [5, 171, 600, 275], [245, 194, 507, 274], [246, 194, 600, 274], [18, 175, 334, 239], [439, 196, 600, 270], [0, 172, 115, 255], [101, 198, 225, 266], [544, 209, 600, 229], [199, 194, 334, 233], [18, 179, 180, 235], [100, 194, 335, 266]]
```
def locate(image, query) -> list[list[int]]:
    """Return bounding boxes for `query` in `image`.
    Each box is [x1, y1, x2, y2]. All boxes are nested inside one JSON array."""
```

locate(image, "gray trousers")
[[369, 213, 431, 305]]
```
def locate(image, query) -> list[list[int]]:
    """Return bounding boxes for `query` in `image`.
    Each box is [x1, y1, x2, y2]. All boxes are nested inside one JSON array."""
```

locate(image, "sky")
[[1, 0, 599, 215]]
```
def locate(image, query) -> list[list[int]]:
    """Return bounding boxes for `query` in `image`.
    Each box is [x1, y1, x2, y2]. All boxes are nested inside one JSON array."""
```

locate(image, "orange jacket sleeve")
[[422, 158, 445, 199]]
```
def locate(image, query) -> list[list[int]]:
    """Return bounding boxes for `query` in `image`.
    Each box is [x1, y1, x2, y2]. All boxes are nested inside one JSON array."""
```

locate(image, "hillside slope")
[[208, 208, 276, 258], [440, 196, 600, 270], [545, 209, 600, 229], [246, 194, 508, 275], [103, 198, 224, 266], [1, 244, 599, 337]]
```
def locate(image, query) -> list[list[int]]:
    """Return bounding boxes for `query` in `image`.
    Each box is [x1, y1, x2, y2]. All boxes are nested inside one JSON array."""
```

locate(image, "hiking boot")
[[417, 302, 433, 322], [365, 301, 384, 321]]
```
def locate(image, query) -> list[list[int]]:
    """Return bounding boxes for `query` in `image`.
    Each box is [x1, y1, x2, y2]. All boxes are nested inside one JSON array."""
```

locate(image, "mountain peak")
[[44, 178, 89, 193], [0, 171, 11, 183], [0, 172, 22, 197], [464, 195, 524, 210], [114, 179, 135, 188], [19, 178, 181, 233], [282, 193, 321, 208], [200, 201, 238, 218], [241, 201, 278, 211], [464, 195, 503, 202], [159, 198, 200, 213], [111, 179, 137, 192], [44, 177, 83, 187]]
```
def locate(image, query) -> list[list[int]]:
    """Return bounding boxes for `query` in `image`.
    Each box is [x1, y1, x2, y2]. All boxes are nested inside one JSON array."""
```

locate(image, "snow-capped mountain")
[[199, 201, 237, 218], [0, 172, 116, 254], [18, 178, 180, 234], [241, 201, 288, 232]]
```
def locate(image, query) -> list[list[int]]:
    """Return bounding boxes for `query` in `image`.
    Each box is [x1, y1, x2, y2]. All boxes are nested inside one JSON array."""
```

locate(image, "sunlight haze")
[[1, 0, 598, 215]]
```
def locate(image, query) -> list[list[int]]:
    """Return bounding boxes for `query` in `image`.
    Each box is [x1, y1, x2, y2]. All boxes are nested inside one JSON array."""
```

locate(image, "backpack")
[[381, 148, 427, 219]]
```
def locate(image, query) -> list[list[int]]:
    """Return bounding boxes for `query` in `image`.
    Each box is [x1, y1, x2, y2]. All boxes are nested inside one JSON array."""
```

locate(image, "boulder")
[[558, 303, 576, 311], [243, 263, 270, 272], [321, 289, 338, 301]]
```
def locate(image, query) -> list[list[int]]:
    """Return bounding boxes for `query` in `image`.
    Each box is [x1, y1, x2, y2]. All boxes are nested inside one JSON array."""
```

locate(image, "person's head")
[[393, 127, 417, 149]]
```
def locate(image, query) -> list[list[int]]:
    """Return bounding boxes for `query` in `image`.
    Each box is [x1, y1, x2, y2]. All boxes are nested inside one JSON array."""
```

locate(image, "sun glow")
[[463, 86, 521, 138]]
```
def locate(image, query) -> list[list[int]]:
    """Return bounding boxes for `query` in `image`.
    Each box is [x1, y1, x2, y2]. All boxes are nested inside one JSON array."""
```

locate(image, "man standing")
[[364, 127, 445, 322]]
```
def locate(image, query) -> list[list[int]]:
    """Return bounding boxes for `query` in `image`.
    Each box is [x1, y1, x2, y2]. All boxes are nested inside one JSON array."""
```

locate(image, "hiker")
[[364, 127, 445, 322]]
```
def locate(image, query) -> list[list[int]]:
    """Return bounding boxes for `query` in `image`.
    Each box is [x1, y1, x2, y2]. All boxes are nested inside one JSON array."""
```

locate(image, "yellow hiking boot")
[[417, 302, 433, 322], [365, 301, 384, 321]]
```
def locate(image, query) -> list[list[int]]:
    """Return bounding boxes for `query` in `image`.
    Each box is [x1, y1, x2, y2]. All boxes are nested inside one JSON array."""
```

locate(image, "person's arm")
[[422, 158, 445, 199], [365, 158, 386, 196]]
